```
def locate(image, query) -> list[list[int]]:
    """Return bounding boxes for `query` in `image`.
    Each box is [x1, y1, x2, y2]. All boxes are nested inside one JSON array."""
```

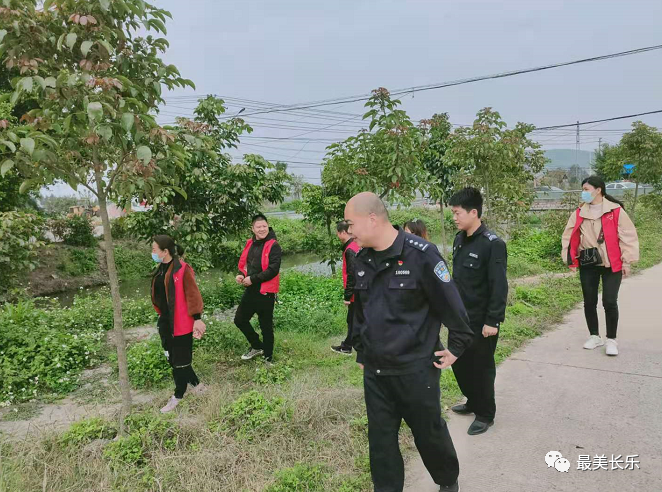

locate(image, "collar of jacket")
[[460, 222, 486, 243], [341, 237, 355, 251], [361, 227, 406, 261], [579, 198, 620, 219]]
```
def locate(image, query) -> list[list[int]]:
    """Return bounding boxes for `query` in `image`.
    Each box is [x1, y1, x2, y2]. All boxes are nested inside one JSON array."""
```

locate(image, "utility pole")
[[575, 121, 580, 166]]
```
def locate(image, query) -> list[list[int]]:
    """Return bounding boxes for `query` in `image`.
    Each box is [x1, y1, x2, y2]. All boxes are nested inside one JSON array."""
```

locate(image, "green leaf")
[[97, 125, 113, 142], [121, 113, 134, 132], [34, 76, 46, 90], [56, 33, 65, 51], [0, 29, 7, 43], [1, 140, 16, 153], [19, 77, 33, 92], [147, 18, 167, 34], [10, 90, 19, 106], [19, 180, 33, 194], [20, 138, 35, 156], [98, 39, 113, 55], [172, 186, 187, 199], [65, 32, 78, 50], [7, 132, 18, 143], [153, 81, 161, 97], [63, 114, 72, 131], [81, 40, 94, 57], [87, 102, 103, 121], [0, 159, 13, 177], [136, 145, 152, 164], [43, 0, 55, 9], [99, 0, 111, 11], [44, 77, 56, 88]]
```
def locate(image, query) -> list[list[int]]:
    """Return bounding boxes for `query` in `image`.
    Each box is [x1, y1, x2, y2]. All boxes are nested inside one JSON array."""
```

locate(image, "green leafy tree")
[[602, 122, 662, 222], [419, 113, 456, 253], [124, 96, 289, 270], [446, 108, 547, 228], [0, 0, 197, 432], [322, 88, 424, 204]]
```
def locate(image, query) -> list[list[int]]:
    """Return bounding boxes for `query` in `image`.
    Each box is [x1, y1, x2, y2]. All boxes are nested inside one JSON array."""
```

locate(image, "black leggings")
[[579, 266, 623, 339], [173, 365, 199, 399]]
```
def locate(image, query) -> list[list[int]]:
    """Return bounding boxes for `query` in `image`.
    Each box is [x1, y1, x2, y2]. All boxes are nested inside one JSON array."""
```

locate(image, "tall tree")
[[0, 0, 196, 433], [446, 108, 546, 228], [322, 88, 424, 204]]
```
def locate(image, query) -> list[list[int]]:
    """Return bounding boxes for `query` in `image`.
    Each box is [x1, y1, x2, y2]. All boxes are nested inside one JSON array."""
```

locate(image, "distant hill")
[[544, 149, 594, 169]]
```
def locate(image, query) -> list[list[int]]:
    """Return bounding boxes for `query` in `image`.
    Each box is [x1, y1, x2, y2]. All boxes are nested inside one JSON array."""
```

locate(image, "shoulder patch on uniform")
[[483, 231, 498, 241], [434, 260, 451, 283]]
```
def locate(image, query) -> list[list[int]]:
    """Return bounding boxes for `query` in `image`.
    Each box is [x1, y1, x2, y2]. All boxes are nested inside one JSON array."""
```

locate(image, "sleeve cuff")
[[193, 313, 202, 320], [356, 351, 365, 364], [485, 317, 502, 329]]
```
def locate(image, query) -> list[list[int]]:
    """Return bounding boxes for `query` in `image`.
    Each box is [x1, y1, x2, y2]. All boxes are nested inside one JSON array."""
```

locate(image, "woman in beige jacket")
[[561, 176, 639, 356]]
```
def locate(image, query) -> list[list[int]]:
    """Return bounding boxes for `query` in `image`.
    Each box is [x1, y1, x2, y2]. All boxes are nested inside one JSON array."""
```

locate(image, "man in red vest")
[[235, 214, 282, 363], [332, 220, 361, 355]]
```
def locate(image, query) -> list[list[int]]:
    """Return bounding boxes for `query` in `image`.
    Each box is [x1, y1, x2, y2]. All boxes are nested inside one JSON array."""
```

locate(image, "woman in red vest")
[[561, 176, 639, 356], [234, 214, 282, 363], [151, 235, 206, 413]]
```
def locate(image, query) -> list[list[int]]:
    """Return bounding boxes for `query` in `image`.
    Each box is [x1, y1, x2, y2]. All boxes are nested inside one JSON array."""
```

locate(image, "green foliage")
[[0, 211, 44, 296], [266, 463, 328, 492], [104, 412, 176, 468], [253, 361, 294, 385], [269, 217, 326, 255], [110, 216, 131, 240], [212, 390, 290, 441], [419, 113, 457, 202], [124, 337, 170, 388], [197, 275, 244, 311], [278, 199, 302, 212], [48, 215, 96, 247], [113, 241, 153, 280], [57, 247, 98, 277], [60, 417, 117, 447]]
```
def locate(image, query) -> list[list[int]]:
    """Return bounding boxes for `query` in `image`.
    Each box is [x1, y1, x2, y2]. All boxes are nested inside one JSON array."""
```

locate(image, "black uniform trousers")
[[364, 366, 459, 492], [234, 287, 276, 358], [157, 316, 199, 399], [452, 329, 499, 423], [579, 265, 622, 339], [341, 303, 355, 348]]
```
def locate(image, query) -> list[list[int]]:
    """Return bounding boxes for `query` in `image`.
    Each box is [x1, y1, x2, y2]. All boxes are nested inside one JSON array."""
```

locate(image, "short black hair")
[[448, 187, 483, 217], [251, 213, 268, 225], [336, 220, 350, 233]]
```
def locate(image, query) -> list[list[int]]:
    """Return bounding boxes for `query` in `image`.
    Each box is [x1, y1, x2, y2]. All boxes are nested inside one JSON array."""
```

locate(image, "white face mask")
[[581, 190, 596, 203]]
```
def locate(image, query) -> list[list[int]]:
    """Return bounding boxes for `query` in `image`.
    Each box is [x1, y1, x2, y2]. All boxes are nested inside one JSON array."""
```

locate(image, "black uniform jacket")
[[452, 223, 508, 331], [351, 228, 474, 375]]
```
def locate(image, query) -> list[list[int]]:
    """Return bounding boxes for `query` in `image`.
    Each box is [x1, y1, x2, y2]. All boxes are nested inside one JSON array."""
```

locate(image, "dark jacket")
[[351, 228, 474, 375], [241, 228, 282, 287], [342, 238, 359, 302], [452, 223, 508, 331]]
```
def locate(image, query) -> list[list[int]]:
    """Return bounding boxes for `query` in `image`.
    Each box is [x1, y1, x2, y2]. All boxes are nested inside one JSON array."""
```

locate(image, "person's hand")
[[358, 363, 364, 370], [344, 300, 351, 306], [235, 275, 245, 284], [242, 276, 253, 287], [569, 266, 578, 273], [193, 320, 206, 339], [622, 264, 631, 278], [482, 325, 498, 338], [433, 349, 458, 369]]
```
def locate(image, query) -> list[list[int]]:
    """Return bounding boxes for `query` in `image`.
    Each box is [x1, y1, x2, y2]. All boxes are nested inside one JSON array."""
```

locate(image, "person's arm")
[[183, 266, 203, 320], [561, 211, 577, 266], [420, 251, 473, 358], [485, 240, 508, 329], [618, 209, 640, 268], [344, 249, 357, 302], [251, 242, 282, 283]]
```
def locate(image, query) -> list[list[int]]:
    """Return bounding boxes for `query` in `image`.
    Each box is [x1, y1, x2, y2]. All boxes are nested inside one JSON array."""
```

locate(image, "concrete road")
[[404, 263, 662, 492]]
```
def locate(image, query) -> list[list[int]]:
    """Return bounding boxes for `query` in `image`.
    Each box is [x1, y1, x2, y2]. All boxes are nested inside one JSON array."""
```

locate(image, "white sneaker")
[[583, 335, 604, 350], [160, 396, 181, 413], [605, 339, 619, 356]]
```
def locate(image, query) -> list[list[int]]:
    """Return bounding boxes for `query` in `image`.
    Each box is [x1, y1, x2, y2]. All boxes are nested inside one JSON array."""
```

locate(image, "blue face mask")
[[151, 252, 163, 263], [581, 191, 595, 203]]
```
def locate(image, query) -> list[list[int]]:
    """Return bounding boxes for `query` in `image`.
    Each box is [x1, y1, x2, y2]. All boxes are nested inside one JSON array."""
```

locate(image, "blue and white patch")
[[434, 260, 451, 283]]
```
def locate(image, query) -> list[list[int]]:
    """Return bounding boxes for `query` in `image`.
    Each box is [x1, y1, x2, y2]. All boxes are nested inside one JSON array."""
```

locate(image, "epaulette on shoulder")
[[404, 235, 431, 252], [483, 230, 499, 242]]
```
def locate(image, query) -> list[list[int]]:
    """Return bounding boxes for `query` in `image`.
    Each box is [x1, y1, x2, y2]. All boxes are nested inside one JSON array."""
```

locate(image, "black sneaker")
[[331, 345, 352, 355], [439, 481, 459, 492], [241, 348, 264, 360], [451, 403, 473, 415]]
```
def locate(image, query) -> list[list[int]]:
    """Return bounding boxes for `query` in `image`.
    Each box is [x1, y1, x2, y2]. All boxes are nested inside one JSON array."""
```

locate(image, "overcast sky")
[[47, 0, 662, 194]]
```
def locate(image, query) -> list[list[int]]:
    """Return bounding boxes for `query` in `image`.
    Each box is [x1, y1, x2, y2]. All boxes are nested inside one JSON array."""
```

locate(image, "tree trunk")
[[439, 200, 448, 256], [632, 181, 640, 224], [95, 171, 132, 435], [484, 179, 492, 228]]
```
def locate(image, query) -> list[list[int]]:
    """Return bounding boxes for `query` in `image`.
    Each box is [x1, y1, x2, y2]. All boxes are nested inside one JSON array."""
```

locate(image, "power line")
[[534, 109, 662, 130]]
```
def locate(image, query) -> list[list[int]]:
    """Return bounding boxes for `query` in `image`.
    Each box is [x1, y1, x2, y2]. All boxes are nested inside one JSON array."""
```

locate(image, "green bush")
[[278, 199, 303, 212], [209, 240, 244, 272], [60, 417, 117, 447], [212, 390, 290, 441], [57, 247, 98, 277], [114, 242, 153, 281], [198, 275, 244, 311], [110, 216, 132, 240], [195, 320, 246, 354], [0, 211, 44, 296], [125, 337, 170, 389], [49, 215, 97, 247], [266, 463, 328, 492]]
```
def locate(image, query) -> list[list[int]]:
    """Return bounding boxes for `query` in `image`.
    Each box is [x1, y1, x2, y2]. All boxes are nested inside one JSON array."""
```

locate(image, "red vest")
[[152, 260, 195, 337], [342, 240, 361, 293], [238, 238, 280, 294], [569, 207, 623, 272]]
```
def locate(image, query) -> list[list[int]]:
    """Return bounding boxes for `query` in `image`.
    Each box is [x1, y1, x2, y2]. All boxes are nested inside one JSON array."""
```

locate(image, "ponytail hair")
[[153, 235, 185, 258], [581, 175, 626, 209]]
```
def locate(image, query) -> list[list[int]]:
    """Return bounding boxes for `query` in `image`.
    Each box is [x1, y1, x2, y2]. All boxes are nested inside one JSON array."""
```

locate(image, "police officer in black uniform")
[[448, 187, 508, 436], [345, 192, 474, 492]]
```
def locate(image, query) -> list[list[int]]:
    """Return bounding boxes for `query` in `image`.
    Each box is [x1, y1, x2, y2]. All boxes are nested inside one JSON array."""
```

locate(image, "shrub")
[[114, 242, 153, 281], [57, 247, 98, 277], [125, 337, 170, 389], [60, 417, 117, 447], [212, 390, 290, 441], [110, 216, 131, 240], [49, 215, 97, 247], [0, 211, 44, 295], [266, 463, 328, 492]]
